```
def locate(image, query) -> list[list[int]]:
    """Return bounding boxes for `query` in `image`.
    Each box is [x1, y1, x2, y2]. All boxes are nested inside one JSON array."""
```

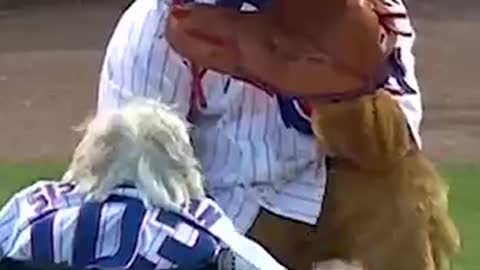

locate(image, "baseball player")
[[97, 0, 422, 240]]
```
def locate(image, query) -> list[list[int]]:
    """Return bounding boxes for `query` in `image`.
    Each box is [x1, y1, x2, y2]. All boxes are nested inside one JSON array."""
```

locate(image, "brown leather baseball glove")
[[166, 0, 393, 102]]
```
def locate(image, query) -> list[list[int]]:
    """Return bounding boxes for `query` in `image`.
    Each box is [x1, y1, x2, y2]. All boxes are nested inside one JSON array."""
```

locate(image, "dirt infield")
[[0, 1, 479, 163]]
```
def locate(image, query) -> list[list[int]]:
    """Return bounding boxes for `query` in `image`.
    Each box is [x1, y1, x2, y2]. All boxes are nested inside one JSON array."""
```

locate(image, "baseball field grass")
[[0, 162, 478, 270]]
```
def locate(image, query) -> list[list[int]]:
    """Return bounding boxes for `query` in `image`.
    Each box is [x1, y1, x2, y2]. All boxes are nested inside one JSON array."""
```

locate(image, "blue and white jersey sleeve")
[[0, 181, 80, 263], [97, 0, 194, 118], [0, 192, 21, 260], [0, 181, 78, 262]]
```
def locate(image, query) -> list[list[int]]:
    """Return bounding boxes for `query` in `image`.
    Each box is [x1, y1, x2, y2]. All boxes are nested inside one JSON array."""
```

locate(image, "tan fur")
[[248, 91, 460, 270]]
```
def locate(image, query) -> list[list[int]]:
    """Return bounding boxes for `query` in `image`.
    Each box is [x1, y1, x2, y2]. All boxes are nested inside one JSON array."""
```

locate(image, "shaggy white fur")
[[62, 98, 205, 212]]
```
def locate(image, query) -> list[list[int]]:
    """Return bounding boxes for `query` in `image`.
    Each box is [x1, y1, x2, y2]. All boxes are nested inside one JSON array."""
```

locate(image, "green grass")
[[441, 164, 480, 270], [0, 162, 66, 206], [0, 162, 478, 269]]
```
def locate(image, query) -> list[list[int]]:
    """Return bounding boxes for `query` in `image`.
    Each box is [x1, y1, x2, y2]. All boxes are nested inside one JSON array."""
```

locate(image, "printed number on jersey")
[[28, 195, 222, 269]]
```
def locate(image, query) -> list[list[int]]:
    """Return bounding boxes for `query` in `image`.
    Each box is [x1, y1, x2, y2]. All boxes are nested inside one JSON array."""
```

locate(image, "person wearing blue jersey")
[[0, 98, 359, 270]]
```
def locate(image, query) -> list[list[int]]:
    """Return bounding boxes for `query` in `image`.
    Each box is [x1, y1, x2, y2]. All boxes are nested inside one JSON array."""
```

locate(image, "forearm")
[[311, 90, 415, 171]]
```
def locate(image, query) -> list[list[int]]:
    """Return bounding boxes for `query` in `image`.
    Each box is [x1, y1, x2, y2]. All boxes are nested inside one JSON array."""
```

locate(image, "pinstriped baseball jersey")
[[0, 181, 286, 270], [97, 0, 422, 233]]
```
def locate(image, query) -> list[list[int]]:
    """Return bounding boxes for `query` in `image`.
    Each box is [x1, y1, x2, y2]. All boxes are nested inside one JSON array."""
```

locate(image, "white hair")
[[62, 98, 205, 212]]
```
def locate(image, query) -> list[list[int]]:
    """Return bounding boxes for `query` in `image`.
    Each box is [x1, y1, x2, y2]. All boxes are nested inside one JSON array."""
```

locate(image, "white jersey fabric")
[[97, 0, 422, 233], [0, 181, 286, 270]]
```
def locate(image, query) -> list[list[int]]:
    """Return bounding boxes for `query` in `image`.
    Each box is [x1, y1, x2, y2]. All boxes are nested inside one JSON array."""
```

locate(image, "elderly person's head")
[[62, 98, 205, 211]]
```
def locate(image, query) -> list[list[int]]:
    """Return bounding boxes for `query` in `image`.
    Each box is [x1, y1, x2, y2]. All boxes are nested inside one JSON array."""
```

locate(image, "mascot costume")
[[165, 0, 461, 269]]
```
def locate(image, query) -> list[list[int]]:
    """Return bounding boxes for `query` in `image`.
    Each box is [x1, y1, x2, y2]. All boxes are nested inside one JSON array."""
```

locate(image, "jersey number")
[[30, 196, 220, 269], [27, 183, 74, 214]]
